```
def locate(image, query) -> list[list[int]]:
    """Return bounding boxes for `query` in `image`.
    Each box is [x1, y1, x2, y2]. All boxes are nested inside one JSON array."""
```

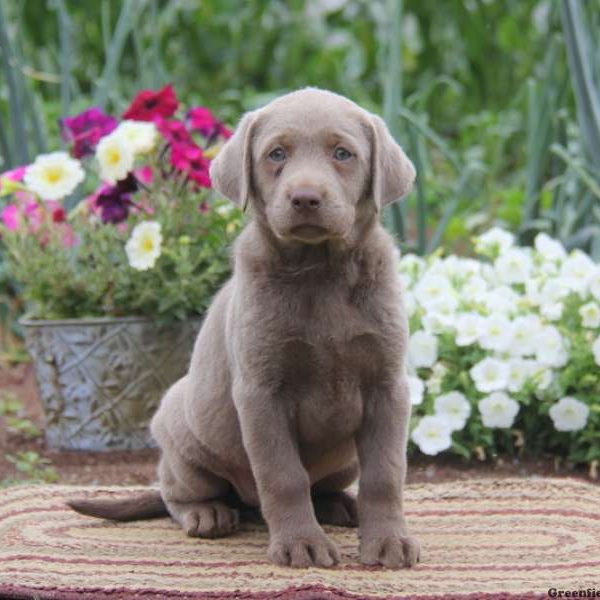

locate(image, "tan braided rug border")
[[1, 478, 599, 599]]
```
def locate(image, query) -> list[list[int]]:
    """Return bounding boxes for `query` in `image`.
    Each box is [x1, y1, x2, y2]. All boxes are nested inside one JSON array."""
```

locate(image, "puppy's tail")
[[67, 490, 168, 522]]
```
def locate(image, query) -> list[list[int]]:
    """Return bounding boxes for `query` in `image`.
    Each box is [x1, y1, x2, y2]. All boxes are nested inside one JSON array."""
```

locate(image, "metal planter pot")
[[21, 316, 201, 451]]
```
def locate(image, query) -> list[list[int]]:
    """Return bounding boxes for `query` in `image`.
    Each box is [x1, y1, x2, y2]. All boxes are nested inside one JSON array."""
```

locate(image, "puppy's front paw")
[[269, 529, 341, 568], [360, 533, 420, 569]]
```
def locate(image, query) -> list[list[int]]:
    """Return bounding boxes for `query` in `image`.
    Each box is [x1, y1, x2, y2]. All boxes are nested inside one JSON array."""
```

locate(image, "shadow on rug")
[[0, 478, 598, 599]]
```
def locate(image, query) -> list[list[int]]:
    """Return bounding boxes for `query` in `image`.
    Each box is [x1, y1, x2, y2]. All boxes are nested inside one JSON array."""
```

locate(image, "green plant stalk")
[[0, 2, 29, 166]]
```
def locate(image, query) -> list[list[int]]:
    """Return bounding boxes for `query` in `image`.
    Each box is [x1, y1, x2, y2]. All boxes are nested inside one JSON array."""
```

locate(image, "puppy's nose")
[[291, 188, 322, 212]]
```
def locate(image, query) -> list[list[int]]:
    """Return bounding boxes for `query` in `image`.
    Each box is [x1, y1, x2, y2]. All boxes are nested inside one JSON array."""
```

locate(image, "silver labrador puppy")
[[69, 88, 420, 569]]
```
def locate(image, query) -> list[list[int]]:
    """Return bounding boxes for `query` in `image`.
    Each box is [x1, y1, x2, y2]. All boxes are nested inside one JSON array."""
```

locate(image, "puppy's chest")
[[274, 295, 387, 445]]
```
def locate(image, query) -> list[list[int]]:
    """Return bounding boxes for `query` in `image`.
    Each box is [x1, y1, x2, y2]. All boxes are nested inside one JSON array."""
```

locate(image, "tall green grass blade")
[[0, 112, 13, 169], [94, 0, 148, 108], [0, 2, 29, 165], [550, 143, 600, 200], [560, 0, 600, 169], [54, 0, 73, 118], [381, 0, 405, 240]]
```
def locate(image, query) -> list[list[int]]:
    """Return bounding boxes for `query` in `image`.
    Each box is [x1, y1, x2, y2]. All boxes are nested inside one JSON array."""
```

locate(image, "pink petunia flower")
[[1, 204, 21, 230], [171, 143, 211, 188], [155, 117, 194, 147], [187, 107, 232, 139]]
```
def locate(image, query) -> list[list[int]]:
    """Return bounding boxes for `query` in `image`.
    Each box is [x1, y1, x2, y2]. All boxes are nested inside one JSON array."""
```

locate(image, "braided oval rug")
[[0, 478, 598, 600]]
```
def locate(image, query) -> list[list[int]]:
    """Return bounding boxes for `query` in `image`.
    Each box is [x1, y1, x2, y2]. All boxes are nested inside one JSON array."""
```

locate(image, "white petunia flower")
[[407, 375, 425, 406], [24, 151, 85, 200], [592, 336, 600, 366], [462, 275, 488, 298], [478, 392, 520, 428], [474, 227, 515, 256], [540, 301, 564, 322], [482, 286, 520, 316], [113, 120, 158, 155], [534, 232, 567, 262], [409, 331, 439, 369], [426, 362, 448, 395], [404, 291, 417, 317], [434, 391, 471, 431], [560, 251, 595, 294], [398, 254, 426, 281], [455, 313, 484, 346], [589, 267, 600, 302], [97, 133, 135, 183], [507, 359, 530, 393], [414, 274, 453, 309], [470, 357, 510, 393], [579, 302, 600, 328], [509, 315, 542, 357], [535, 326, 568, 368], [549, 397, 589, 432], [479, 314, 513, 352], [125, 221, 163, 270], [411, 415, 453, 456], [495, 248, 533, 284]]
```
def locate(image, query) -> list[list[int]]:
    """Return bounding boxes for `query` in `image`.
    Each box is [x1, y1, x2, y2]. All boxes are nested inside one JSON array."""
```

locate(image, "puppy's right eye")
[[268, 147, 287, 162]]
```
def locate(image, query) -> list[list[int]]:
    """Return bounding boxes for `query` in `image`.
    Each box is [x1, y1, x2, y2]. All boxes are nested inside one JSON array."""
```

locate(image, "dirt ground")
[[1, 361, 598, 487]]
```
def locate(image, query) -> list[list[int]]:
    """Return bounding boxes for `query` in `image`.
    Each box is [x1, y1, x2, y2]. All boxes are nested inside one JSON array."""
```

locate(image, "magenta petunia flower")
[[95, 174, 139, 224], [122, 84, 179, 122], [155, 117, 194, 147], [171, 144, 211, 188], [61, 107, 118, 158], [187, 107, 232, 139]]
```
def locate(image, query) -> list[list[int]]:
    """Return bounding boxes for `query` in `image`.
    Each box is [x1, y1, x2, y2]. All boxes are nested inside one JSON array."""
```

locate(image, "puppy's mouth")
[[288, 225, 330, 243]]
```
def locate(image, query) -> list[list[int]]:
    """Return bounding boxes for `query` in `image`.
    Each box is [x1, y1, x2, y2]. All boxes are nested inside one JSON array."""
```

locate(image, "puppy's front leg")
[[356, 378, 421, 568], [233, 380, 340, 568]]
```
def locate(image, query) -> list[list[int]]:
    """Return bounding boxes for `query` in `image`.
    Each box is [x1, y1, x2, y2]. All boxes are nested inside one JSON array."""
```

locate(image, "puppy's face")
[[210, 89, 416, 245], [251, 100, 370, 244]]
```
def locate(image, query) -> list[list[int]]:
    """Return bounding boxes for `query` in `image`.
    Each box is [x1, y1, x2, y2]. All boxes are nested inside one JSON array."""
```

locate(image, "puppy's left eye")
[[333, 147, 353, 161]]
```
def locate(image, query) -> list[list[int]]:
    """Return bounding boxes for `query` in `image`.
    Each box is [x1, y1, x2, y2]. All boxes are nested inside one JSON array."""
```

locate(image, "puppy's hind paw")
[[173, 500, 240, 539], [313, 491, 358, 527]]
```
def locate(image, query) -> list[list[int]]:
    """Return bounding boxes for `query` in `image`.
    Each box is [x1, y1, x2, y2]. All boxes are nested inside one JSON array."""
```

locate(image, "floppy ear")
[[369, 114, 416, 209], [209, 110, 259, 211]]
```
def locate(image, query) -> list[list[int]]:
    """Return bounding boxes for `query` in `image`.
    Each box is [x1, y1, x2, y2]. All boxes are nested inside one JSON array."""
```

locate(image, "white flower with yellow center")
[[125, 221, 163, 271], [479, 314, 513, 352], [509, 315, 542, 356], [495, 248, 533, 284], [434, 391, 471, 431], [411, 415, 453, 456], [478, 392, 519, 428], [560, 251, 595, 294], [470, 357, 509, 393], [414, 273, 453, 309], [590, 267, 600, 301], [96, 133, 135, 183], [407, 375, 425, 406], [23, 151, 84, 200], [114, 120, 158, 155], [579, 302, 600, 328], [455, 312, 484, 347], [549, 397, 589, 432], [535, 326, 568, 368], [507, 359, 530, 393], [474, 227, 515, 257], [408, 331, 439, 369]]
